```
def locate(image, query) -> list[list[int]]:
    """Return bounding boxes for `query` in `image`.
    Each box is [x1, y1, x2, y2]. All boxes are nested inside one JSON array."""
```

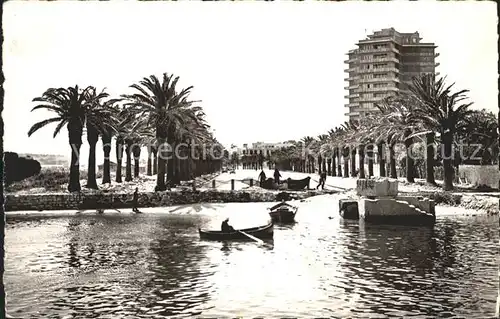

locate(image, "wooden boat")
[[199, 222, 274, 241], [261, 177, 311, 191], [286, 177, 311, 190], [268, 202, 298, 223]]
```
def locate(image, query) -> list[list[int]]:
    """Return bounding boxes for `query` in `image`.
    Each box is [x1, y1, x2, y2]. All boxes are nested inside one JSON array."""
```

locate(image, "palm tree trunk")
[[337, 147, 342, 177], [86, 124, 99, 190], [166, 141, 175, 185], [156, 140, 167, 191], [331, 152, 336, 177], [442, 132, 454, 190], [426, 132, 436, 185], [187, 151, 193, 181], [115, 137, 124, 183], [404, 130, 415, 183], [68, 142, 82, 192], [87, 140, 98, 189], [389, 142, 397, 178], [377, 142, 386, 177], [125, 141, 133, 182], [358, 145, 365, 179], [317, 156, 322, 174], [147, 147, 152, 176], [173, 148, 181, 185], [321, 158, 326, 174], [102, 133, 112, 184], [367, 144, 374, 177], [327, 159, 332, 176], [133, 145, 141, 178], [134, 158, 140, 178], [153, 148, 158, 175], [343, 148, 349, 178], [350, 148, 356, 177]]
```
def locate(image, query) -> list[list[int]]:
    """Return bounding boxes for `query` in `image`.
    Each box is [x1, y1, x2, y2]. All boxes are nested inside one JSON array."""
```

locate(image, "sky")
[[2, 1, 498, 165]]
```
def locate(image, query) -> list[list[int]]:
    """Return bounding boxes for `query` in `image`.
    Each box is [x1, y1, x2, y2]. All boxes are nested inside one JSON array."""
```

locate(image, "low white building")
[[233, 141, 294, 157]]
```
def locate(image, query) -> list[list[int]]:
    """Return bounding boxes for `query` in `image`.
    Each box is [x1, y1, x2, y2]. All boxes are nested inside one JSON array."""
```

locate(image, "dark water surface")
[[5, 196, 499, 318]]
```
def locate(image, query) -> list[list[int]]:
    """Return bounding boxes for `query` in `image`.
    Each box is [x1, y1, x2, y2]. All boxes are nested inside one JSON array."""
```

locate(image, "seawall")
[[5, 189, 338, 212]]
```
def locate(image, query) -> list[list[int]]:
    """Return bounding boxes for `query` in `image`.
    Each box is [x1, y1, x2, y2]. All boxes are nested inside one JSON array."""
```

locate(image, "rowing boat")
[[199, 222, 274, 241], [268, 202, 298, 223]]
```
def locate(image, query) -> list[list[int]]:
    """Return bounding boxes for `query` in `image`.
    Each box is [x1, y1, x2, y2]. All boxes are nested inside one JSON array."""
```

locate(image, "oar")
[[237, 230, 264, 244]]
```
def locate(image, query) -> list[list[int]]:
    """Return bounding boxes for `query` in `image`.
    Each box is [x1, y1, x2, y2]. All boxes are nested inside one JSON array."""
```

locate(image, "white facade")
[[233, 141, 294, 157]]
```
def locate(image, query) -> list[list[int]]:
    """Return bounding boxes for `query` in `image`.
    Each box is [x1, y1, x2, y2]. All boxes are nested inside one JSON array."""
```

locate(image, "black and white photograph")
[[1, 1, 499, 318]]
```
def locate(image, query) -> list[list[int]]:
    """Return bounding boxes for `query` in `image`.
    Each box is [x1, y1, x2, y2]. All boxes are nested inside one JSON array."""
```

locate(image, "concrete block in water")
[[356, 178, 399, 197], [396, 196, 435, 216], [358, 198, 435, 226], [339, 199, 359, 220]]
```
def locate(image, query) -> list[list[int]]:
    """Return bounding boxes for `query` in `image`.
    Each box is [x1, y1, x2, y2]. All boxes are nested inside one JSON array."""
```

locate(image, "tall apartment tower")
[[344, 28, 439, 121]]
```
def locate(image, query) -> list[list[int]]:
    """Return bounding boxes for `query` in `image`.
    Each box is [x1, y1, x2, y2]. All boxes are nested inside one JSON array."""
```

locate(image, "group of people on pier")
[[258, 168, 282, 187]]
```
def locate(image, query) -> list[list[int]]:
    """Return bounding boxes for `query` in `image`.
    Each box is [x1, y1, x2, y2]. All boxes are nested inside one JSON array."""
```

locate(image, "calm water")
[[5, 195, 499, 318]]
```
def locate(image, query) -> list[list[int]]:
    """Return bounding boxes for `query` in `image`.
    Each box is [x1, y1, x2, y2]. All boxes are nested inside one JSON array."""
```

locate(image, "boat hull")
[[269, 207, 297, 223], [199, 223, 274, 241]]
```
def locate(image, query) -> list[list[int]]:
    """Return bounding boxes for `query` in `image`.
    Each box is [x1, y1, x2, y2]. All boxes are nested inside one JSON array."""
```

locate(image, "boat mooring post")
[[249, 179, 253, 187], [231, 179, 235, 190], [212, 180, 216, 188]]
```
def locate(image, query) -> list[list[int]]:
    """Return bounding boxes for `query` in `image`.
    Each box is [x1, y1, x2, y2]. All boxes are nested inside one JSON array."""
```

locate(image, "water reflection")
[[138, 217, 214, 317], [5, 197, 499, 318]]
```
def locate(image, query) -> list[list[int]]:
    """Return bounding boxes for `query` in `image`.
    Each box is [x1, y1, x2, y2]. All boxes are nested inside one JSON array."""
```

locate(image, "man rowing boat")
[[221, 218, 235, 233]]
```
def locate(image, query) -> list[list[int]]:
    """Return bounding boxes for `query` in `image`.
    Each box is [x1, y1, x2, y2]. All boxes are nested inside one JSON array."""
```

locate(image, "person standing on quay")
[[274, 168, 281, 184], [316, 171, 327, 190], [258, 170, 267, 187], [132, 187, 140, 213]]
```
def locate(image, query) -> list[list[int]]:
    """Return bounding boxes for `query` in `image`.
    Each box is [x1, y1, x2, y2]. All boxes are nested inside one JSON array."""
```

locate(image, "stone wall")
[[5, 189, 335, 212]]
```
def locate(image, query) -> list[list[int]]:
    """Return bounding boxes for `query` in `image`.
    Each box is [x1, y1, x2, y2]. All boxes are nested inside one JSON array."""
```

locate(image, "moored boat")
[[268, 202, 298, 223], [199, 222, 274, 241]]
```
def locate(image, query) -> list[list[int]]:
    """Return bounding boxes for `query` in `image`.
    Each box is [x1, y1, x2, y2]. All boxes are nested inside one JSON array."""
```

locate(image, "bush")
[[4, 152, 42, 185], [428, 192, 462, 205], [6, 167, 103, 192]]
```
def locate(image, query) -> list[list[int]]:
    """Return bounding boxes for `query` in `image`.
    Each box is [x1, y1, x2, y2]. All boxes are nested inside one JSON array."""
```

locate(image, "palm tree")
[[301, 136, 316, 173], [184, 109, 211, 180], [375, 93, 422, 183], [355, 116, 380, 178], [363, 112, 390, 178], [82, 88, 114, 189], [28, 86, 99, 192], [122, 73, 201, 191], [327, 127, 344, 177], [100, 99, 121, 184], [113, 107, 137, 183], [460, 109, 498, 165], [316, 134, 329, 174], [409, 74, 474, 190], [341, 120, 361, 178]]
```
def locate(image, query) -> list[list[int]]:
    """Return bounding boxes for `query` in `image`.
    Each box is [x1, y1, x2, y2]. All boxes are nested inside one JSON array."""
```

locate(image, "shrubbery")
[[6, 167, 102, 192], [4, 152, 42, 185]]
